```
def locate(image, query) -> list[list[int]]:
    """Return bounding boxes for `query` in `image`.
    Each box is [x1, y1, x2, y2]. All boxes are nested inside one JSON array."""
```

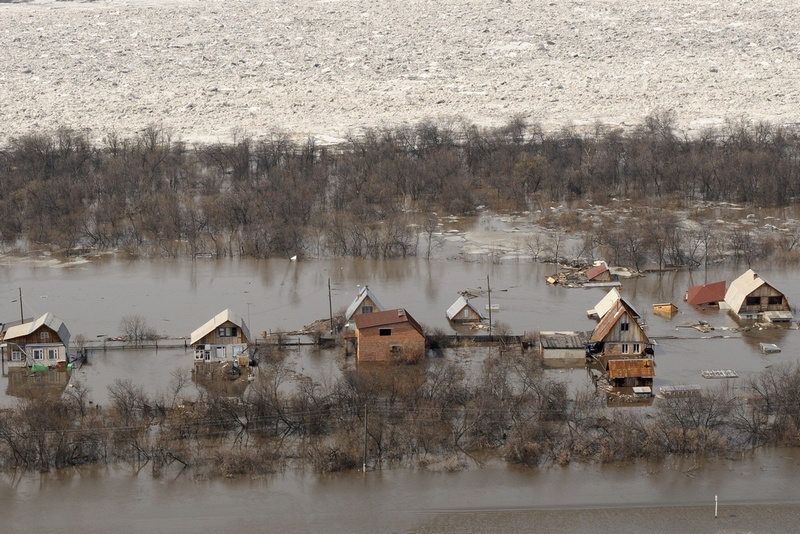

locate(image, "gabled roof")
[[585, 261, 609, 281], [190, 309, 251, 345], [3, 312, 71, 349], [539, 331, 591, 349], [589, 288, 640, 320], [686, 281, 726, 306], [354, 308, 424, 336], [724, 269, 784, 312], [607, 359, 655, 379], [446, 296, 483, 321], [590, 300, 648, 343], [345, 285, 385, 321]]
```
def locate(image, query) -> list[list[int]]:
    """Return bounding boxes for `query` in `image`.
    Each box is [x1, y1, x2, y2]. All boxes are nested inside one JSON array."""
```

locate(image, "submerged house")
[[344, 285, 385, 331], [722, 269, 792, 322], [446, 296, 484, 324], [191, 309, 252, 364], [1, 313, 71, 369], [354, 308, 425, 363], [685, 281, 726, 307], [587, 300, 654, 389]]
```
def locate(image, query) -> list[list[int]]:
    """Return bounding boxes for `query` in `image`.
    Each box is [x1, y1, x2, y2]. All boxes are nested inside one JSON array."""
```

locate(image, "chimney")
[[397, 309, 405, 317]]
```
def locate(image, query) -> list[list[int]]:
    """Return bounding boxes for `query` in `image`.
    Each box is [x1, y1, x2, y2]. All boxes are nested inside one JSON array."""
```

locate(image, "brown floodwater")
[[2, 251, 800, 531]]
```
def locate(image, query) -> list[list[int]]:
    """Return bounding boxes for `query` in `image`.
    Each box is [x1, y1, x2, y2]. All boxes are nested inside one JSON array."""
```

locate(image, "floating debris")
[[701, 369, 738, 379], [759, 342, 781, 354]]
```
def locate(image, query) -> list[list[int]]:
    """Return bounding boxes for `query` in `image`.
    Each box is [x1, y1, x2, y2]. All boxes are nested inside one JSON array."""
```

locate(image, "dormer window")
[[40, 331, 50, 340]]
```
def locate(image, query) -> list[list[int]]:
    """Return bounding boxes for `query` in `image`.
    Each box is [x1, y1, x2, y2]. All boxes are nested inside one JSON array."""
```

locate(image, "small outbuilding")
[[191, 309, 252, 364], [539, 331, 591, 368], [1, 313, 71, 369], [721, 269, 791, 321], [446, 296, 484, 323], [685, 281, 726, 306], [354, 308, 425, 363], [585, 261, 612, 283]]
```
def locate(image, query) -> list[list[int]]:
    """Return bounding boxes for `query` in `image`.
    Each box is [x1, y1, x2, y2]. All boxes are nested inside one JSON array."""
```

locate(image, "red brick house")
[[354, 308, 425, 363]]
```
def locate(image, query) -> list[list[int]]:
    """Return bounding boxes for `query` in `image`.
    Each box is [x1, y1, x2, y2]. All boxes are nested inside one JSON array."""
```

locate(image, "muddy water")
[[2, 450, 800, 533], [2, 256, 800, 531]]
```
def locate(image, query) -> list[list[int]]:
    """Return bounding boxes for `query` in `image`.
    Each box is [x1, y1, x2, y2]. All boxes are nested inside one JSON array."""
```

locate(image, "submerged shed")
[[446, 296, 484, 323]]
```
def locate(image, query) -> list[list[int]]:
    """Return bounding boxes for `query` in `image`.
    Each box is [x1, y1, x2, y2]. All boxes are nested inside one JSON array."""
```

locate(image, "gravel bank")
[[1, 0, 798, 145]]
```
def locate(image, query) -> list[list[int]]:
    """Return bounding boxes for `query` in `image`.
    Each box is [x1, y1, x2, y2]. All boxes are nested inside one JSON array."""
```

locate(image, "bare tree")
[[119, 315, 157, 346]]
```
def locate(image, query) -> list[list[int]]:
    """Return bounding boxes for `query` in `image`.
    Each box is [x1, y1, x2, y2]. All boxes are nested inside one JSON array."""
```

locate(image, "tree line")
[[2, 350, 799, 477], [1, 112, 799, 263]]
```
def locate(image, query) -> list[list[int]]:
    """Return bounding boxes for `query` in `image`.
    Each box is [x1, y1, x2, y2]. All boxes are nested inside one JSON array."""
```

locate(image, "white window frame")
[[33, 349, 44, 360], [47, 348, 59, 360], [40, 331, 50, 340], [11, 350, 22, 362], [621, 343, 629, 354], [633, 343, 641, 354]]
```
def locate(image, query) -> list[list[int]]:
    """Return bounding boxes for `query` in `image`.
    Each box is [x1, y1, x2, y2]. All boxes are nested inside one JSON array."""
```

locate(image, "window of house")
[[379, 328, 392, 336], [621, 343, 629, 354], [47, 348, 58, 360], [218, 326, 238, 337], [390, 345, 402, 353], [620, 318, 630, 332], [361, 305, 374, 314], [40, 331, 50, 340], [746, 296, 760, 306], [11, 351, 21, 362], [33, 349, 44, 360], [633, 343, 641, 354], [768, 296, 782, 305]]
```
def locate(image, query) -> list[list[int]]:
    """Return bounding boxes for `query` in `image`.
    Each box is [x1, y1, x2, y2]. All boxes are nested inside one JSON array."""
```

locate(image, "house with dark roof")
[[354, 308, 425, 363], [685, 281, 726, 306]]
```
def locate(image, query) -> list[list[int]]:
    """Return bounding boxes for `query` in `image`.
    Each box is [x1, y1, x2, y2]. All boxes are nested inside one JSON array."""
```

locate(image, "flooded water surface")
[[2, 250, 800, 532]]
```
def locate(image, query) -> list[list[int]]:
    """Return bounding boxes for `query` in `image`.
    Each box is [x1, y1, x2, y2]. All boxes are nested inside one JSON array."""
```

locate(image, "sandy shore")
[[1, 0, 798, 145]]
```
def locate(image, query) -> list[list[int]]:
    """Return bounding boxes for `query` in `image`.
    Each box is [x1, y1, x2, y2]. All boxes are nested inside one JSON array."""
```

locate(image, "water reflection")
[[5, 367, 71, 400]]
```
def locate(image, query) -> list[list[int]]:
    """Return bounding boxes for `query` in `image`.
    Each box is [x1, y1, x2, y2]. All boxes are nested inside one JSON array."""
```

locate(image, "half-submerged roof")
[[345, 285, 385, 321], [355, 308, 424, 335], [607, 359, 655, 379], [3, 312, 71, 349], [724, 269, 785, 311], [191, 309, 251, 345], [686, 281, 726, 306], [585, 261, 609, 281], [446, 296, 483, 321]]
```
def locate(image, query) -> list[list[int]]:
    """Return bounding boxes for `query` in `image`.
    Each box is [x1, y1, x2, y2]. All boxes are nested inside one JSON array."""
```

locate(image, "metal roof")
[[446, 296, 483, 321], [724, 269, 783, 312], [345, 285, 385, 321], [585, 261, 609, 281], [354, 308, 424, 335], [3, 312, 71, 350], [686, 281, 726, 306], [589, 288, 640, 320], [607, 358, 655, 379], [190, 309, 251, 345], [539, 331, 591, 349]]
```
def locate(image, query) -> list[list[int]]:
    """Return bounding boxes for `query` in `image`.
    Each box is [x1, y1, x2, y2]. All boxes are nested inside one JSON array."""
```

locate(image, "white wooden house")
[[722, 269, 791, 321], [446, 295, 484, 323]]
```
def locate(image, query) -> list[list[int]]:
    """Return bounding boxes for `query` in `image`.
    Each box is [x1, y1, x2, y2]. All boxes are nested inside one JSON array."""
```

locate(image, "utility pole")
[[18, 288, 23, 323], [328, 278, 334, 335], [487, 275, 492, 341], [363, 403, 368, 473]]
